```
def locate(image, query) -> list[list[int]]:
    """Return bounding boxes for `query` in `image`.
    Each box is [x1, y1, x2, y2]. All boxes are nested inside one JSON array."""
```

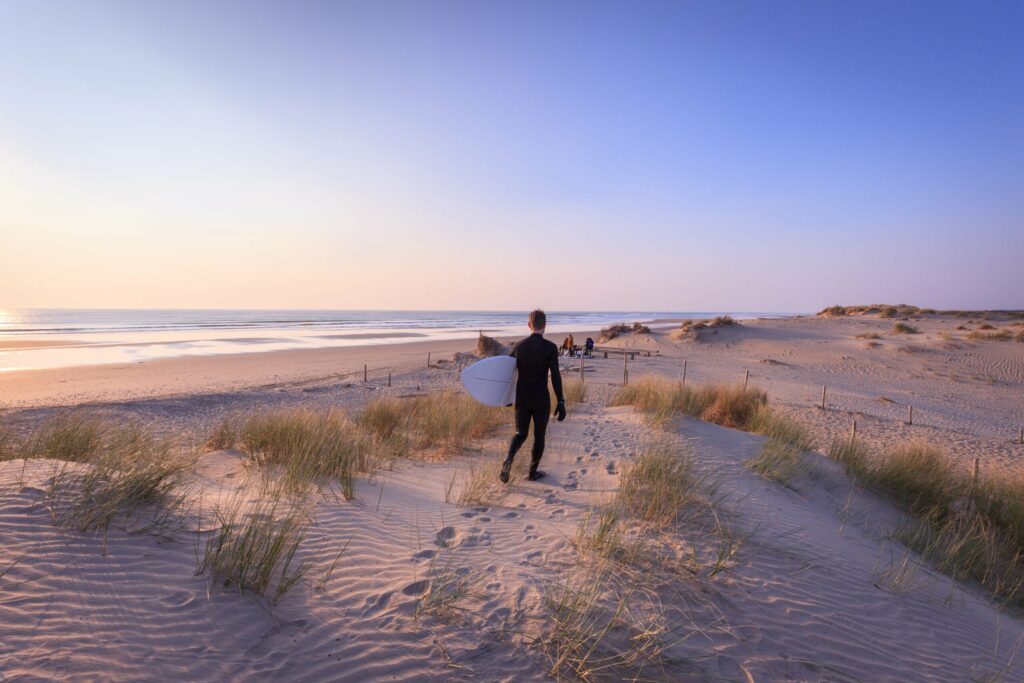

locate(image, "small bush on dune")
[[599, 322, 650, 342], [969, 330, 1013, 342], [475, 333, 508, 357], [819, 305, 848, 316], [892, 322, 919, 334], [880, 306, 899, 318]]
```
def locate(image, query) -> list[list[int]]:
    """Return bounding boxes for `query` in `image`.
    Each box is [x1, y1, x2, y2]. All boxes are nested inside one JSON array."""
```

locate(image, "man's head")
[[528, 309, 546, 333]]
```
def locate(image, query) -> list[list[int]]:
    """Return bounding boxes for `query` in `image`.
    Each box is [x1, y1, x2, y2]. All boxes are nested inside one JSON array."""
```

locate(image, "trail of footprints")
[[392, 410, 637, 636]]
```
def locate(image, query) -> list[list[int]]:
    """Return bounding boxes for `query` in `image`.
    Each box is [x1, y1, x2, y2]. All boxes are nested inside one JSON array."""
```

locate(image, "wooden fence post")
[[907, 405, 913, 425], [623, 353, 628, 385], [820, 386, 827, 410], [743, 369, 749, 391], [851, 419, 857, 446], [427, 352, 431, 368], [579, 355, 584, 382], [681, 359, 687, 387], [364, 364, 367, 383], [388, 371, 392, 387]]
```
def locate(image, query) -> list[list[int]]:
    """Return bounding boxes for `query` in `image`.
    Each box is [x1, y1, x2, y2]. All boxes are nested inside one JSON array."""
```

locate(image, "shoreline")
[[0, 325, 613, 408]]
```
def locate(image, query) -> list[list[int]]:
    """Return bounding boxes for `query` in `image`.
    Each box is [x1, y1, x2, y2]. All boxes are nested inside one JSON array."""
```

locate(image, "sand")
[[3, 314, 1024, 680]]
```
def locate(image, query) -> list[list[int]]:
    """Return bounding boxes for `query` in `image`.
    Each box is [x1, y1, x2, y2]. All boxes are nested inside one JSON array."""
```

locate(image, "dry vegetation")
[[1, 414, 192, 532], [197, 483, 311, 602], [610, 375, 767, 430], [475, 333, 508, 357], [673, 316, 738, 341], [892, 322, 920, 334], [551, 439, 733, 680], [598, 322, 650, 342], [820, 304, 1024, 320], [968, 329, 1019, 342], [830, 438, 1024, 608], [209, 391, 506, 499]]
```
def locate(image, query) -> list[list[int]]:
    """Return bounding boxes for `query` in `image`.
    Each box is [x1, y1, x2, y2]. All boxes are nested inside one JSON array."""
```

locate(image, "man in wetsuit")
[[500, 309, 566, 483]]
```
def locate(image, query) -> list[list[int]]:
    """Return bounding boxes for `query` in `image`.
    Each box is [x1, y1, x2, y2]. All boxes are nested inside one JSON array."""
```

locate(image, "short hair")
[[528, 309, 546, 330]]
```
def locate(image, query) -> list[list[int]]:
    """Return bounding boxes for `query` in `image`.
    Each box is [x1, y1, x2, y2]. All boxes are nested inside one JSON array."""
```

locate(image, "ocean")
[[0, 309, 790, 371]]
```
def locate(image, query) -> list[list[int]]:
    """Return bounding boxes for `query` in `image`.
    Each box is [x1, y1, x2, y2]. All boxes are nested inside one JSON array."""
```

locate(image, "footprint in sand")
[[413, 549, 436, 560], [503, 511, 519, 519], [402, 580, 429, 596], [550, 509, 565, 518], [606, 461, 618, 475], [435, 526, 458, 547]]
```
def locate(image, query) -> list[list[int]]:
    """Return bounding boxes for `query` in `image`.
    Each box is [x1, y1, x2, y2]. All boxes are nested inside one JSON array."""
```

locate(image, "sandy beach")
[[3, 311, 1024, 681]]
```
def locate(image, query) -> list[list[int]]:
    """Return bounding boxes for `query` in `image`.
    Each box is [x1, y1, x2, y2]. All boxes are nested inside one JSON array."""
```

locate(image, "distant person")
[[567, 333, 575, 357], [500, 309, 566, 483], [561, 336, 571, 356], [585, 337, 595, 356]]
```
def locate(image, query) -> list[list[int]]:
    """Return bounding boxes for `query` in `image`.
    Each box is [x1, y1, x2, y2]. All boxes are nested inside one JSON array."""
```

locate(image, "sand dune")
[[3, 314, 1024, 680]]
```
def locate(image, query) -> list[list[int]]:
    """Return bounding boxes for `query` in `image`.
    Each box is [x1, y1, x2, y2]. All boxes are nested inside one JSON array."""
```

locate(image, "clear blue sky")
[[1, 0, 1021, 311]]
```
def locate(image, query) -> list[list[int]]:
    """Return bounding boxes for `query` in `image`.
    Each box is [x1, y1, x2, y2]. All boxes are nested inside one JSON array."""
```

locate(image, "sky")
[[1, 0, 1021, 312]]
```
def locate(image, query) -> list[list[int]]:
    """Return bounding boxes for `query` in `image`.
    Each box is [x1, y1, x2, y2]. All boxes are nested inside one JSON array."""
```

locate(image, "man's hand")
[[554, 400, 567, 422]]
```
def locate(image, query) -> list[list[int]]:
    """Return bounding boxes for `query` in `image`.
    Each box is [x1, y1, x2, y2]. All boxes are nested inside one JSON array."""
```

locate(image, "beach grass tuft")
[[830, 436, 1024, 606], [235, 409, 373, 499], [7, 414, 192, 532], [892, 322, 919, 334], [610, 375, 769, 431], [616, 440, 699, 527], [197, 485, 310, 602]]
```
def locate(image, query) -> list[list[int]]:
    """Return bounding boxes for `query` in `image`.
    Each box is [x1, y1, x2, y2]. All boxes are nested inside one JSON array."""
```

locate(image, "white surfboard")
[[461, 356, 517, 407]]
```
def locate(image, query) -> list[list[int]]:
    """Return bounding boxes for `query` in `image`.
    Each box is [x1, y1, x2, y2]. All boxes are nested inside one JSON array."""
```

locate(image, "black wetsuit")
[[506, 332, 564, 474]]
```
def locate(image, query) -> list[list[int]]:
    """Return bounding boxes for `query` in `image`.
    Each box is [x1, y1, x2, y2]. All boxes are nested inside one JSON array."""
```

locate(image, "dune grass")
[[745, 408, 812, 483], [830, 437, 1024, 607], [57, 426, 191, 532], [561, 378, 586, 406], [358, 391, 505, 455], [3, 414, 192, 532], [233, 409, 374, 499], [610, 375, 768, 431], [414, 547, 482, 623], [969, 329, 1013, 342], [542, 562, 685, 681], [450, 454, 509, 507], [892, 322, 919, 334], [14, 413, 106, 462], [616, 440, 699, 527], [197, 485, 310, 602]]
